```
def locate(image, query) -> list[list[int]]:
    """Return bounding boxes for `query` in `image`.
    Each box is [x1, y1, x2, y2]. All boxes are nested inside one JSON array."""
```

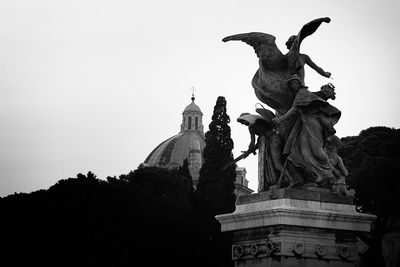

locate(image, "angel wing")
[[222, 32, 284, 63], [297, 17, 331, 47], [223, 32, 291, 111], [287, 17, 331, 61]]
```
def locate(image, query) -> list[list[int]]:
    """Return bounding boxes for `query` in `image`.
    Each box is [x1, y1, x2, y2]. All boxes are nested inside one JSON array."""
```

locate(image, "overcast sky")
[[1, 0, 399, 197]]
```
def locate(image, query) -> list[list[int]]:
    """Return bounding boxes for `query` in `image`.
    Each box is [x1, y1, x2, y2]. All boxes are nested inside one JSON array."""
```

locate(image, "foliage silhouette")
[[195, 96, 236, 216], [191, 96, 236, 267], [0, 168, 194, 267], [339, 126, 400, 267]]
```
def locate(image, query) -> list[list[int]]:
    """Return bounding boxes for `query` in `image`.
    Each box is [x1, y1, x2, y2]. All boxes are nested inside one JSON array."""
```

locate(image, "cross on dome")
[[190, 86, 196, 101]]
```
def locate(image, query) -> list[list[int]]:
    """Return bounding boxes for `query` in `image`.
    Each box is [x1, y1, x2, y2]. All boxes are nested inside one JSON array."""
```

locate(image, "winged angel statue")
[[223, 17, 332, 116], [224, 18, 352, 194]]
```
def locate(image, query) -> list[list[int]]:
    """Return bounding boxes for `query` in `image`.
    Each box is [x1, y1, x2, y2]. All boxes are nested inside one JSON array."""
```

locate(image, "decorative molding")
[[316, 244, 328, 257], [338, 246, 351, 259], [232, 241, 280, 260], [293, 242, 305, 255], [217, 198, 376, 232]]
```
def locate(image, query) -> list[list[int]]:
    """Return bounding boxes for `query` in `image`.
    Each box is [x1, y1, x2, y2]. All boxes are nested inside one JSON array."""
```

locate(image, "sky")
[[1, 0, 399, 197]]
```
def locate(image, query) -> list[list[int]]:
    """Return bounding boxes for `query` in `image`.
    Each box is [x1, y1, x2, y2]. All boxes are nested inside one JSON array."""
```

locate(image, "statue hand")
[[248, 144, 256, 152], [324, 72, 331, 78], [272, 117, 282, 129]]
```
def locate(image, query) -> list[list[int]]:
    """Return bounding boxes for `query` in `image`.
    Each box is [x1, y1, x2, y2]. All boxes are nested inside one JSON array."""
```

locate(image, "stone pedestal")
[[216, 189, 376, 267]]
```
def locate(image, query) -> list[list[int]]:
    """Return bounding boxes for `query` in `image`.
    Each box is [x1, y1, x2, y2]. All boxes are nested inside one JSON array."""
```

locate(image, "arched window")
[[188, 116, 192, 130], [195, 117, 198, 130]]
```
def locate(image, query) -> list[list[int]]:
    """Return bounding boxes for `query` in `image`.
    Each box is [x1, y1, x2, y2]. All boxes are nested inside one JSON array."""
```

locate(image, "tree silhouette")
[[0, 168, 194, 267], [339, 126, 400, 267], [195, 96, 236, 216], [178, 158, 193, 189], [190, 96, 236, 267]]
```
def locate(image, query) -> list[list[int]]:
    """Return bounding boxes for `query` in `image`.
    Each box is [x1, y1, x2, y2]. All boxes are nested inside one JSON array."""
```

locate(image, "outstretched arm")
[[249, 127, 256, 149], [243, 126, 258, 158], [304, 54, 331, 78]]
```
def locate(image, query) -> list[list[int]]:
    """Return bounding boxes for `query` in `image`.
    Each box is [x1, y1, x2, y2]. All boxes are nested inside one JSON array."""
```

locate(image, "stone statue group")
[[224, 17, 353, 196]]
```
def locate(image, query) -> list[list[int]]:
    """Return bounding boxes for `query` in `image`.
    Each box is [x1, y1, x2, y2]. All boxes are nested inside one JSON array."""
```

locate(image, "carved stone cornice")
[[217, 198, 376, 233]]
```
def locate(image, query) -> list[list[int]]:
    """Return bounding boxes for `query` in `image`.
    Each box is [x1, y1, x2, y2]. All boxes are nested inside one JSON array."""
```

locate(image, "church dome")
[[184, 101, 202, 113], [143, 95, 205, 184], [143, 131, 206, 180]]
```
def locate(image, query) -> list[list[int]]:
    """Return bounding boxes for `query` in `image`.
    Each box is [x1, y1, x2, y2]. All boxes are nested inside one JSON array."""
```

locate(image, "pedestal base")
[[216, 189, 376, 267]]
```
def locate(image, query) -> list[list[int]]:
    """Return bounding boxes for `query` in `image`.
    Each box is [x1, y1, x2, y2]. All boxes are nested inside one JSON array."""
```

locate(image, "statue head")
[[237, 113, 252, 126], [320, 83, 336, 100], [285, 35, 297, 49], [287, 74, 302, 91]]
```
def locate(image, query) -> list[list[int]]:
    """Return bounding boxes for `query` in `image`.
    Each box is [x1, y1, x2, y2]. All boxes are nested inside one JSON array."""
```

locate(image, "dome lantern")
[[180, 94, 204, 133]]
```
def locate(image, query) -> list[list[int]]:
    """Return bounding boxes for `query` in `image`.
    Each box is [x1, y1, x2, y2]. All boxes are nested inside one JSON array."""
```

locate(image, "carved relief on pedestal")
[[232, 241, 280, 260], [338, 246, 351, 259], [293, 242, 305, 255], [316, 244, 328, 257]]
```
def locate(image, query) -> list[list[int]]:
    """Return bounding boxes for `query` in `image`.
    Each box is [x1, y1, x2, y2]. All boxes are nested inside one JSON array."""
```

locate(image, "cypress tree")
[[195, 96, 236, 215], [178, 158, 192, 179]]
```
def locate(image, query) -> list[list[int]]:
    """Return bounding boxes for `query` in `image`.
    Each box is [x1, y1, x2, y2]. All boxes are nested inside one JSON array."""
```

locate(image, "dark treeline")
[[339, 126, 400, 267], [0, 166, 231, 267]]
